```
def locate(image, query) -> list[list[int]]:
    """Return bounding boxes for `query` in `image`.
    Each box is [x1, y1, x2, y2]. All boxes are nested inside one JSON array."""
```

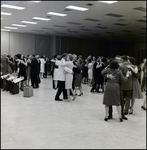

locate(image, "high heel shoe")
[[119, 118, 123, 122], [141, 106, 146, 110], [78, 93, 83, 96], [72, 97, 76, 101], [104, 117, 109, 121], [129, 109, 133, 114]]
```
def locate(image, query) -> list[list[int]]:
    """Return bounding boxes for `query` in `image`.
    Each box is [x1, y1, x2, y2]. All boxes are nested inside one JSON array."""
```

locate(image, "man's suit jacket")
[[119, 62, 133, 91]]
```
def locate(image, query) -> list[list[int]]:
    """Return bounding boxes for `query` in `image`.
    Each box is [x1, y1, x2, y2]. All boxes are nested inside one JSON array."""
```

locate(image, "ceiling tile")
[[32, 30, 44, 32], [86, 3, 94, 6], [105, 13, 124, 18], [113, 23, 127, 26], [53, 25, 66, 28], [42, 28, 54, 30], [63, 9, 72, 11], [84, 18, 100, 22], [68, 31, 78, 33], [136, 19, 146, 23], [133, 7, 146, 12], [67, 22, 81, 25], [80, 29, 91, 31], [122, 30, 132, 32], [95, 26, 107, 29], [106, 32, 115, 34]]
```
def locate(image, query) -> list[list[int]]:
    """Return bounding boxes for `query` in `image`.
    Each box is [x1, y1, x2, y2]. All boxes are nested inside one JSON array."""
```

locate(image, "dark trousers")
[[55, 81, 67, 100], [31, 73, 39, 88], [91, 82, 96, 92], [122, 90, 132, 113], [51, 73, 55, 89]]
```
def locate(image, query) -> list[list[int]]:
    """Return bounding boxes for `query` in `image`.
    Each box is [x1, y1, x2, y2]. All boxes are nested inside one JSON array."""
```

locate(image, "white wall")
[[9, 32, 35, 57], [1, 31, 9, 55]]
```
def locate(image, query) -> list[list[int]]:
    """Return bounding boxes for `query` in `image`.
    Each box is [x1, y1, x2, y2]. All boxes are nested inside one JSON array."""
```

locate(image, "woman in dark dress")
[[82, 58, 88, 84], [95, 57, 105, 92], [16, 54, 27, 91], [101, 60, 130, 122], [74, 58, 83, 96]]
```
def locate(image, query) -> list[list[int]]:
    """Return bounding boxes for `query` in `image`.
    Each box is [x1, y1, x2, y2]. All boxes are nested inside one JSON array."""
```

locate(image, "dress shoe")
[[55, 98, 63, 101], [129, 110, 133, 114], [108, 115, 113, 119], [104, 117, 109, 121], [78, 93, 83, 96], [141, 106, 147, 110], [119, 118, 123, 122], [122, 116, 128, 120], [123, 112, 128, 115]]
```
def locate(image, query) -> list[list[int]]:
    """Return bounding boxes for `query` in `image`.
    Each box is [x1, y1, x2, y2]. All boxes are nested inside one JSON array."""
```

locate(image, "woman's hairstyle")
[[109, 60, 119, 69], [15, 54, 21, 59], [68, 54, 74, 61], [56, 55, 62, 60], [129, 57, 136, 65]]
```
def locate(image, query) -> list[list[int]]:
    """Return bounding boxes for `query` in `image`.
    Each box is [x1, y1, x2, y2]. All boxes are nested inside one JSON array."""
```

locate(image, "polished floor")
[[1, 76, 146, 149]]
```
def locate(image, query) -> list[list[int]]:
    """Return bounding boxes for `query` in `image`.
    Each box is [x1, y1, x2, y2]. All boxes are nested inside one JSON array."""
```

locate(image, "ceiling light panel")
[[4, 27, 18, 29], [21, 21, 37, 24], [30, 1, 41, 2], [1, 4, 25, 10], [33, 17, 50, 21], [66, 5, 89, 11], [1, 29, 11, 31], [12, 24, 27, 27], [47, 12, 67, 17], [1, 12, 12, 15], [99, 1, 118, 4]]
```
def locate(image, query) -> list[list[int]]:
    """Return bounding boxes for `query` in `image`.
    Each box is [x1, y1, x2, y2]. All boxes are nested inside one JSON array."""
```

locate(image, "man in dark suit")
[[119, 56, 133, 115], [30, 55, 39, 88]]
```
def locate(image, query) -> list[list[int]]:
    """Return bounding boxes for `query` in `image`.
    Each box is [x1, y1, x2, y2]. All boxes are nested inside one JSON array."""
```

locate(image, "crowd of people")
[[1, 52, 146, 122]]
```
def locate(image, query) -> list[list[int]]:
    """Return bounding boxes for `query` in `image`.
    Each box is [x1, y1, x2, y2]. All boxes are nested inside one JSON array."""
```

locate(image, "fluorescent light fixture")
[[33, 17, 50, 21], [99, 1, 118, 4], [12, 24, 27, 27], [1, 12, 12, 15], [31, 1, 41, 2], [1, 29, 10, 31], [4, 27, 18, 29], [47, 12, 67, 17], [1, 4, 25, 10], [21, 21, 37, 24], [66, 5, 89, 11]]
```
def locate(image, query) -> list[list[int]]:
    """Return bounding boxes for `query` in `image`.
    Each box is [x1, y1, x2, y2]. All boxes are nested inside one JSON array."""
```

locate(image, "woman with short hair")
[[101, 60, 130, 122]]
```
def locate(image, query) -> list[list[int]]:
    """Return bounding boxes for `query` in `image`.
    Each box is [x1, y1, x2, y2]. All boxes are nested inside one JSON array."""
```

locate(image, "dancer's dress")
[[101, 68, 128, 106]]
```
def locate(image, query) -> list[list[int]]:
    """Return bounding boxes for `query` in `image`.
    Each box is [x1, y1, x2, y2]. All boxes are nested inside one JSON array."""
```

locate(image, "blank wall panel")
[[35, 35, 50, 56], [1, 31, 9, 55], [61, 37, 68, 54], [67, 38, 81, 55], [9, 32, 35, 57]]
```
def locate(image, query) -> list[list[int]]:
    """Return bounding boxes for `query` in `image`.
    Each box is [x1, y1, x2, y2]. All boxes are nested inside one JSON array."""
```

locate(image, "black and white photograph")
[[1, 1, 146, 149]]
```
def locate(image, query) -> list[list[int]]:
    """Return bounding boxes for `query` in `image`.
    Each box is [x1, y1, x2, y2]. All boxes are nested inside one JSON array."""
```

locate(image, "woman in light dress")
[[64, 54, 76, 101], [39, 56, 46, 78], [126, 58, 143, 114], [53, 55, 61, 89], [88, 58, 93, 86]]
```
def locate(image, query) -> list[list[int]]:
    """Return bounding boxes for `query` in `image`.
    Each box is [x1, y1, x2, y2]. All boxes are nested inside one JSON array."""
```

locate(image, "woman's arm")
[[127, 65, 138, 74]]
